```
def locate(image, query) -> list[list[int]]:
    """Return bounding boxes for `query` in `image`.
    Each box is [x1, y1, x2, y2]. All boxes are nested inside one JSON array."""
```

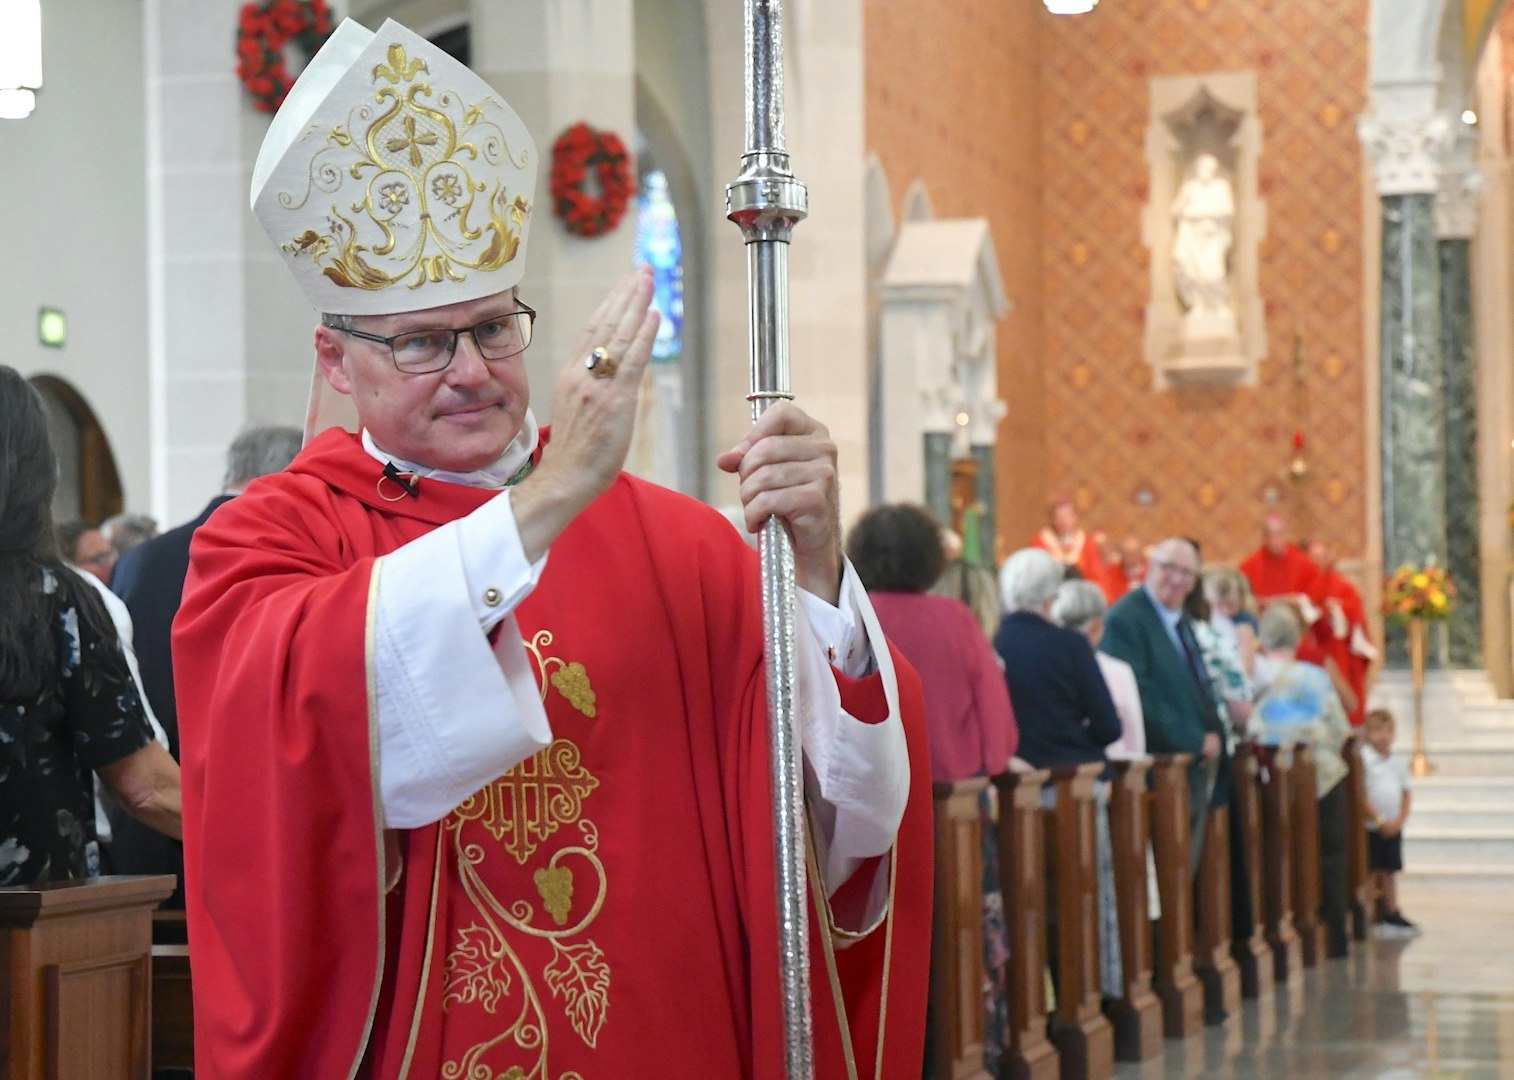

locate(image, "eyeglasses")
[[1150, 559, 1197, 580], [328, 304, 537, 374]]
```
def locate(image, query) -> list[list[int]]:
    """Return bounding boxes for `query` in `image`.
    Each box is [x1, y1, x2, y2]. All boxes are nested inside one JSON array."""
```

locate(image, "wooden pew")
[[1258, 746, 1303, 982], [931, 778, 992, 1080], [1288, 745, 1325, 968], [152, 911, 194, 1072], [1228, 743, 1274, 999], [1342, 734, 1377, 940], [994, 769, 1060, 1080], [1146, 755, 1204, 1038], [1044, 763, 1115, 1080], [0, 875, 176, 1080], [1103, 760, 1162, 1062], [1192, 804, 1241, 1023]]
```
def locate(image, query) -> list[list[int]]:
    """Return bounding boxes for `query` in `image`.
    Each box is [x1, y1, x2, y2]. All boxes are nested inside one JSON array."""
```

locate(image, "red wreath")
[[235, 0, 333, 114], [550, 123, 634, 238]]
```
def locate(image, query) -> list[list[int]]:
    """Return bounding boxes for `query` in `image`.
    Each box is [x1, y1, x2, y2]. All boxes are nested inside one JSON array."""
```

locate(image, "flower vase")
[[1407, 619, 1434, 777]]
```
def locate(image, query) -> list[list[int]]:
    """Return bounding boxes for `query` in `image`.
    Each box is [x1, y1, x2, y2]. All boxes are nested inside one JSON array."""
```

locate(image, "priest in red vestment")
[[1239, 513, 1321, 622], [174, 19, 929, 1079], [1298, 541, 1377, 726], [1031, 497, 1112, 598]]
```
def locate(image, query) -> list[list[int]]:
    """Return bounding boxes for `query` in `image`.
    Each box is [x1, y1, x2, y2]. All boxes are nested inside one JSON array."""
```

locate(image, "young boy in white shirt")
[[1362, 708, 1419, 934]]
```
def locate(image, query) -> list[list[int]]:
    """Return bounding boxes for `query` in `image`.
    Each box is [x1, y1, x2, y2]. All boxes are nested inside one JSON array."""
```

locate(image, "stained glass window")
[[633, 170, 683, 362]]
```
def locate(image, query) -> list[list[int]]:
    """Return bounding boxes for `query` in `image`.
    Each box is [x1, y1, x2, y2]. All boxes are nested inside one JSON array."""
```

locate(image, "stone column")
[[470, 1, 637, 429], [1436, 153, 1483, 666], [1360, 111, 1455, 665]]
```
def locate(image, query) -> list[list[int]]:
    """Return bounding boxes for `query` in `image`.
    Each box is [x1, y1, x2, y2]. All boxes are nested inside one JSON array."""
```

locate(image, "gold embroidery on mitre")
[[534, 865, 574, 926], [453, 739, 598, 866], [277, 41, 531, 294]]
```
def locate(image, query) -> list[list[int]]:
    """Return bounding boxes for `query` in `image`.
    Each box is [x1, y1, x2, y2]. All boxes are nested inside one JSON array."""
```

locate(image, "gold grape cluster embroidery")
[[441, 630, 608, 1078]]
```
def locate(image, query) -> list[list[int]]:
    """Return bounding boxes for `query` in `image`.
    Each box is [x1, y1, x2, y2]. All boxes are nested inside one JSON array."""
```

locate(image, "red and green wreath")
[[235, 0, 334, 114], [550, 123, 634, 238]]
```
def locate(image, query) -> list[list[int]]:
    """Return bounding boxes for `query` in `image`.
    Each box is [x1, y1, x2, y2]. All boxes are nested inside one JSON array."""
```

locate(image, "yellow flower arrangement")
[[1382, 562, 1456, 623]]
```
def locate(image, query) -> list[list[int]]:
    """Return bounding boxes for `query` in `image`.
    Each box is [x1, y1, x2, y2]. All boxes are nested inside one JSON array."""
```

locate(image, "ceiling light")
[[0, 0, 42, 120]]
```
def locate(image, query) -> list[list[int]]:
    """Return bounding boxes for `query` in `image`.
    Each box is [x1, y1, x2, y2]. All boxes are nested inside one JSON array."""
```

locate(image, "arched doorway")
[[28, 375, 124, 525]]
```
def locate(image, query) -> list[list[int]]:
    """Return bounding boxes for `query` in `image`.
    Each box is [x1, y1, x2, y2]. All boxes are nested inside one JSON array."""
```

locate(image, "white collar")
[[359, 410, 539, 490]]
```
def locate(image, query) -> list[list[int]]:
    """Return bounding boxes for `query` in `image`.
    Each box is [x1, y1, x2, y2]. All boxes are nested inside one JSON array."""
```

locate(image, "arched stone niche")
[[1143, 72, 1266, 387]]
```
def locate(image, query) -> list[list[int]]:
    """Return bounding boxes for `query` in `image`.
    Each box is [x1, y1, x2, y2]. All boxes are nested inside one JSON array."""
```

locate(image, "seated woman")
[[847, 503, 1018, 1070], [995, 549, 1121, 772], [996, 549, 1123, 1000], [1052, 579, 1144, 760], [1254, 603, 1353, 957], [0, 366, 182, 886]]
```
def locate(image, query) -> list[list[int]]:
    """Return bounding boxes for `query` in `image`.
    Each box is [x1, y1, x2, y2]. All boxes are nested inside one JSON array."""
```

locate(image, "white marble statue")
[[1171, 153, 1237, 334]]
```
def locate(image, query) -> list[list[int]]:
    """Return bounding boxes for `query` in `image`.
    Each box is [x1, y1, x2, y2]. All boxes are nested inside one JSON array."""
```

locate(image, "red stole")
[[1297, 568, 1371, 726], [175, 429, 930, 1079]]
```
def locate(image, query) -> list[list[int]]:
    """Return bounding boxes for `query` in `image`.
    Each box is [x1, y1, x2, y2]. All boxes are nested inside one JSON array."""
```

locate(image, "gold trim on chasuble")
[[351, 561, 390, 1080], [279, 43, 530, 294], [438, 629, 608, 1079], [807, 828, 901, 1080]]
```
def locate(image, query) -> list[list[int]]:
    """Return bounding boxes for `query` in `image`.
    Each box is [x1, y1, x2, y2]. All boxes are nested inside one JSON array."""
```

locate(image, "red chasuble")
[[1238, 545, 1320, 609], [1030, 529, 1108, 596], [175, 430, 931, 1079], [1297, 568, 1371, 727]]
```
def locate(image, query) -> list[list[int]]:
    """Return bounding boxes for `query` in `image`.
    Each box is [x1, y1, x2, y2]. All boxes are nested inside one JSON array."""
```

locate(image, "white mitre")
[[250, 18, 537, 317]]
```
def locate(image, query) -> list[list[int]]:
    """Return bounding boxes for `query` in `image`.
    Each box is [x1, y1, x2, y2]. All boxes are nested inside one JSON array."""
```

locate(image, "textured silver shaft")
[[729, 1, 812, 1077]]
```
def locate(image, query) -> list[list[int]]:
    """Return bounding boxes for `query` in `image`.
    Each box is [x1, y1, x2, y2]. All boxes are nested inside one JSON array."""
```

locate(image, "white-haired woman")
[[1053, 579, 1144, 761], [995, 549, 1124, 1000]]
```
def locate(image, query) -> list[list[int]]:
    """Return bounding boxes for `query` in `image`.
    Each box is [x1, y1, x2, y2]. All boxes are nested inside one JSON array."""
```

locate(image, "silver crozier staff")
[[725, 0, 814, 1075]]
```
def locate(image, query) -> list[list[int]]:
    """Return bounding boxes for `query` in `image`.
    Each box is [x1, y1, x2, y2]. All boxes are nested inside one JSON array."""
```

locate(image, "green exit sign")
[[38, 308, 66, 348]]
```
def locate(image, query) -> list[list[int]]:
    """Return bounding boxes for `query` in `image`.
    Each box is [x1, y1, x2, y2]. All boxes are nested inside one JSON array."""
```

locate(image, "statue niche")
[[1143, 74, 1265, 387]]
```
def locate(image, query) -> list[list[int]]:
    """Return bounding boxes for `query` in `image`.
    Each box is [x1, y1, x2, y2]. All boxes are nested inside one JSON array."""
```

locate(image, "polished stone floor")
[[1116, 876, 1514, 1079]]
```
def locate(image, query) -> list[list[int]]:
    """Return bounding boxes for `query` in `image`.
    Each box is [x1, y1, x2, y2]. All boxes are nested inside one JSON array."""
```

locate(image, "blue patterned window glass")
[[634, 170, 684, 363]]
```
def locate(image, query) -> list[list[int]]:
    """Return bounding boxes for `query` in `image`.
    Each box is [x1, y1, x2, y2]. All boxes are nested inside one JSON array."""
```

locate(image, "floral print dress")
[[0, 568, 155, 885]]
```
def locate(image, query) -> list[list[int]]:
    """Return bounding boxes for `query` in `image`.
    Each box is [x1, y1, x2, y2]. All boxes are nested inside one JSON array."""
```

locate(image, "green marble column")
[[970, 442, 997, 567], [924, 432, 952, 527], [1439, 236, 1481, 666], [1381, 193, 1448, 666]]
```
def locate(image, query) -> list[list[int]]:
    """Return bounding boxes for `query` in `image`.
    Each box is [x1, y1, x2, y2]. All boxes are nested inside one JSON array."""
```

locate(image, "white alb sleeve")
[[372, 490, 553, 828], [795, 560, 908, 930]]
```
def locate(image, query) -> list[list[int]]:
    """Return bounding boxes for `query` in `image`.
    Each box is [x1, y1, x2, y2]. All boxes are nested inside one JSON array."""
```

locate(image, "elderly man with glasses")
[[1100, 537, 1230, 873], [171, 18, 928, 1080]]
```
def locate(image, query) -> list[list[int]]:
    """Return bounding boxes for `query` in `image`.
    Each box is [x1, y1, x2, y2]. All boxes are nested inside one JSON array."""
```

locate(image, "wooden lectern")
[[0, 875, 176, 1080]]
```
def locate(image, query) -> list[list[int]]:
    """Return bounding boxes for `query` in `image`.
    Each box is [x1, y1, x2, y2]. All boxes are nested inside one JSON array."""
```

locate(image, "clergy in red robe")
[[1031, 498, 1111, 597], [1239, 513, 1321, 620], [175, 19, 929, 1080], [1298, 541, 1377, 726]]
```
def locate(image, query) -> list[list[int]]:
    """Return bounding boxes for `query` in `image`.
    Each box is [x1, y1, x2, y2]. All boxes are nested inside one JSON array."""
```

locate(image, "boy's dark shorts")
[[1368, 830, 1403, 872]]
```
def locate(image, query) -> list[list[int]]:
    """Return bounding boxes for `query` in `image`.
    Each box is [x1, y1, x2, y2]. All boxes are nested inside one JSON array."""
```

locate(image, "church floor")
[[1115, 876, 1514, 1079]]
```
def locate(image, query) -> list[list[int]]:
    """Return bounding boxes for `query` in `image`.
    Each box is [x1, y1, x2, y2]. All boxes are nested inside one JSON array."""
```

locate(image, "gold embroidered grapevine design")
[[440, 630, 608, 1078]]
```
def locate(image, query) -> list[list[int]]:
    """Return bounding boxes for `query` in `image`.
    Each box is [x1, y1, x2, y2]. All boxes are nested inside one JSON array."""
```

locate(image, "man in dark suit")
[[1100, 536, 1228, 872], [106, 425, 302, 901]]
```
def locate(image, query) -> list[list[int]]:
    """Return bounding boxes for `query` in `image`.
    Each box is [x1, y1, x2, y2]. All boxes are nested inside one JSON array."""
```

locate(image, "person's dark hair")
[[846, 504, 946, 594], [1181, 536, 1210, 621], [224, 425, 303, 490], [56, 520, 98, 563], [0, 367, 115, 698]]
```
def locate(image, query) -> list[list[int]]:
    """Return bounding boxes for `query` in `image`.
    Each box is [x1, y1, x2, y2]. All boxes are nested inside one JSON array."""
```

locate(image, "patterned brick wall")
[[864, 0, 1049, 552], [1040, 0, 1370, 564]]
